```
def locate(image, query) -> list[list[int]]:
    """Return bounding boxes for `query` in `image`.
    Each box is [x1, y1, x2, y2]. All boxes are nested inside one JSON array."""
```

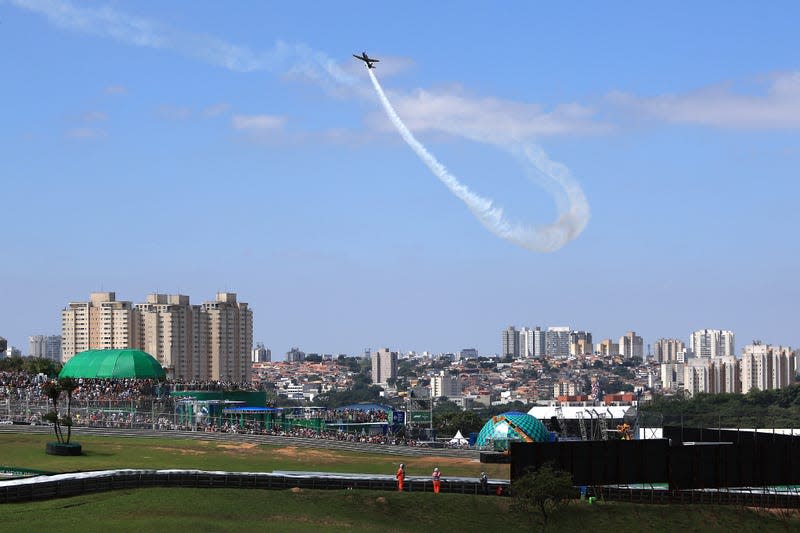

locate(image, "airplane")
[[352, 51, 379, 69]]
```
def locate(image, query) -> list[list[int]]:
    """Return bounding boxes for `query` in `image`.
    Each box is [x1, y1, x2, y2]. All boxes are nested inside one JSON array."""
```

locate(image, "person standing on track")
[[396, 463, 405, 492], [432, 467, 441, 494]]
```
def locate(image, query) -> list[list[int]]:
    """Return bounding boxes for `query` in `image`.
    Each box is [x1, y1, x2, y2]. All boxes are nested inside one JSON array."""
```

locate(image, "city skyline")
[[3, 2, 799, 356]]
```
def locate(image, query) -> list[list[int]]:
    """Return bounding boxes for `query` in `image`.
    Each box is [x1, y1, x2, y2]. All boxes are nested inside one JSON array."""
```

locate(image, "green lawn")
[[1, 488, 797, 532], [0, 432, 508, 480]]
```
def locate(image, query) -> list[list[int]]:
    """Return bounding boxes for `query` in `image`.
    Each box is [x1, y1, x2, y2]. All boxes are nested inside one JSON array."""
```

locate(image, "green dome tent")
[[475, 411, 550, 450], [59, 349, 165, 379]]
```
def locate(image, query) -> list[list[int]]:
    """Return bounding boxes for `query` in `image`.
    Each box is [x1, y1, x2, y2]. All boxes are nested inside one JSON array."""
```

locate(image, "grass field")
[[2, 432, 798, 531], [1, 487, 798, 532], [0, 432, 508, 479]]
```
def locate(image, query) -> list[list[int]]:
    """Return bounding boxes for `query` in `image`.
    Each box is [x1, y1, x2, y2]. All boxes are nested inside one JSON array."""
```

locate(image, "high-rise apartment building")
[[569, 330, 593, 356], [61, 292, 136, 363], [29, 335, 62, 361], [502, 326, 519, 358], [619, 331, 644, 359], [545, 326, 570, 357], [252, 343, 271, 363], [202, 293, 253, 383], [740, 342, 795, 392], [62, 291, 252, 382], [459, 348, 479, 360], [533, 327, 545, 358], [371, 348, 398, 385], [134, 294, 196, 379], [553, 381, 579, 397], [431, 370, 461, 398], [660, 362, 684, 390], [518, 327, 534, 358], [596, 339, 620, 357], [690, 329, 735, 358], [653, 338, 685, 363]]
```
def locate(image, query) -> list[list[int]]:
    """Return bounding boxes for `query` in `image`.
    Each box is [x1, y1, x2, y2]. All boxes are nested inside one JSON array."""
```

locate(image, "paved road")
[[0, 425, 482, 459]]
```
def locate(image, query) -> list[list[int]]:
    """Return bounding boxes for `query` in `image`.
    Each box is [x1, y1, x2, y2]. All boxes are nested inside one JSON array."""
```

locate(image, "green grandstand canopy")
[[59, 349, 166, 379], [475, 411, 550, 449]]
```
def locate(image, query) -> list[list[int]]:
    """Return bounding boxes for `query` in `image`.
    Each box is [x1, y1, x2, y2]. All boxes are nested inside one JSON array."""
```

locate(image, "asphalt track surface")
[[0, 424, 482, 459]]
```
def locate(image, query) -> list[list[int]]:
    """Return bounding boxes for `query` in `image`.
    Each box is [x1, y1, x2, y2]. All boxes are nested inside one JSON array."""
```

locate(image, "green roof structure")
[[475, 411, 550, 450], [59, 349, 166, 380]]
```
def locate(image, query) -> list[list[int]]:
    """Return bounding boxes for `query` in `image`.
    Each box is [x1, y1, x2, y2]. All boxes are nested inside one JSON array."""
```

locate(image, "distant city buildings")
[[690, 329, 735, 358], [286, 347, 305, 363], [545, 326, 570, 357], [740, 342, 795, 392], [661, 340, 796, 396], [61, 291, 252, 382], [569, 330, 593, 356], [0, 336, 7, 355], [431, 370, 461, 398], [459, 348, 479, 360], [371, 348, 398, 385], [619, 331, 644, 359], [502, 326, 519, 358], [653, 338, 685, 363], [29, 335, 62, 361], [252, 343, 271, 363], [61, 292, 136, 362], [596, 338, 619, 357]]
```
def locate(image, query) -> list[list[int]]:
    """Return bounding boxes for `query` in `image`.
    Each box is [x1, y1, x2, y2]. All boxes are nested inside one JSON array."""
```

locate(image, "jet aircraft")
[[353, 51, 379, 69]]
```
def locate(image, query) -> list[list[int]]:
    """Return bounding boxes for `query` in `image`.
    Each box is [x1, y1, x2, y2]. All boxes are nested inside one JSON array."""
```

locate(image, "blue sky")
[[2, 1, 799, 357]]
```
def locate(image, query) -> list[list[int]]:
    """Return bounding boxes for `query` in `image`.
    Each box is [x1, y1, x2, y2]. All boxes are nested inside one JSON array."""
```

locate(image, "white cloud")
[[156, 105, 192, 121], [202, 103, 231, 118], [610, 71, 800, 129], [368, 86, 608, 144], [82, 111, 107, 122], [104, 85, 127, 95], [66, 127, 106, 139], [231, 114, 287, 132]]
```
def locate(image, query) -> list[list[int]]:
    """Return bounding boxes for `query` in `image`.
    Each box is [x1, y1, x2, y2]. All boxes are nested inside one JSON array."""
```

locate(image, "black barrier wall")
[[509, 440, 669, 485], [509, 429, 800, 490]]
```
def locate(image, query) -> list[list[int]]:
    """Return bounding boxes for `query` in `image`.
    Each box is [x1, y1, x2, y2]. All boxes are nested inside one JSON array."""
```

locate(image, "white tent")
[[449, 430, 469, 445]]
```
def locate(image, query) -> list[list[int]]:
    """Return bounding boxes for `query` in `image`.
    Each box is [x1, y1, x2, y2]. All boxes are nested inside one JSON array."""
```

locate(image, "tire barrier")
[[591, 485, 800, 509], [0, 469, 508, 504]]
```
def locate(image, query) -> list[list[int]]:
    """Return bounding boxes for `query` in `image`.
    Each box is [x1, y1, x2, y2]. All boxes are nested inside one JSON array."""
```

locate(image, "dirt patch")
[[290, 487, 303, 493], [375, 496, 387, 505], [271, 446, 341, 463], [149, 446, 206, 456], [216, 443, 258, 451]]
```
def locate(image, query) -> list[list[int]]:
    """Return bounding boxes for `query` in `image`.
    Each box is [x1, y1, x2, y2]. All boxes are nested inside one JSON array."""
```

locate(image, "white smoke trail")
[[368, 69, 589, 252], [9, 0, 356, 87]]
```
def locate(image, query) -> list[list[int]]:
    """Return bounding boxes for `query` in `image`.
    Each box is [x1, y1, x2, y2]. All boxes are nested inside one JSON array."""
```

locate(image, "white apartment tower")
[[61, 292, 136, 362], [690, 329, 735, 358], [371, 348, 398, 386], [518, 327, 534, 358], [545, 326, 570, 357], [740, 342, 795, 392], [431, 371, 461, 398], [252, 343, 271, 363]]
